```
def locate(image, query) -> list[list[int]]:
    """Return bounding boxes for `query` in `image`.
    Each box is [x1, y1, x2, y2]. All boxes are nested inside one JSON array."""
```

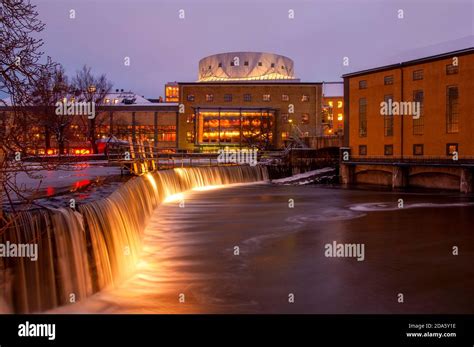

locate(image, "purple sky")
[[33, 0, 473, 99]]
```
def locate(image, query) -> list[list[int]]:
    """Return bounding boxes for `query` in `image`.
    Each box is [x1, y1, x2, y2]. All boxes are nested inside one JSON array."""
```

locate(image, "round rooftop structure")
[[198, 52, 297, 82]]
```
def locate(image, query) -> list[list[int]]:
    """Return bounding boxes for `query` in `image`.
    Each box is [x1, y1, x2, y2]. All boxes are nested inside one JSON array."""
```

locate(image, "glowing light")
[[164, 193, 185, 203], [338, 101, 343, 108], [338, 114, 343, 121], [328, 101, 333, 107]]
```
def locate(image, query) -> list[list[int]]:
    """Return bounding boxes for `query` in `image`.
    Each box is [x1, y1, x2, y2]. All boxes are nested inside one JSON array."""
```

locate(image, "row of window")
[[358, 143, 459, 156], [187, 94, 310, 102], [206, 62, 287, 69], [358, 63, 459, 89], [358, 86, 459, 137]]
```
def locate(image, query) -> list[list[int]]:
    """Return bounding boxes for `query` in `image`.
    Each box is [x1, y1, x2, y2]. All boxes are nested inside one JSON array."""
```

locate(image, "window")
[[208, 65, 212, 70], [413, 90, 424, 135], [359, 145, 367, 156], [263, 94, 271, 101], [230, 61, 235, 66], [282, 94, 289, 101], [384, 95, 393, 137], [186, 114, 194, 123], [281, 65, 285, 70], [413, 144, 424, 156], [413, 69, 423, 80], [271, 63, 275, 68], [301, 95, 309, 102], [384, 145, 393, 156], [186, 131, 194, 143], [384, 75, 394, 85], [187, 94, 195, 102], [301, 113, 309, 124], [446, 64, 459, 75], [243, 93, 252, 102], [337, 101, 343, 108], [224, 94, 233, 102], [359, 98, 367, 137], [258, 62, 263, 66], [337, 113, 343, 121], [244, 61, 249, 66], [446, 86, 459, 133], [359, 80, 367, 89], [218, 63, 222, 68], [446, 143, 458, 156], [206, 94, 214, 102], [281, 113, 289, 124], [281, 132, 289, 140]]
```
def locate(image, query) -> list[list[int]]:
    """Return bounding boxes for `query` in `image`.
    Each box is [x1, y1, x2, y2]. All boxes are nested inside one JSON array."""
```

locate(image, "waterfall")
[[0, 165, 268, 313]]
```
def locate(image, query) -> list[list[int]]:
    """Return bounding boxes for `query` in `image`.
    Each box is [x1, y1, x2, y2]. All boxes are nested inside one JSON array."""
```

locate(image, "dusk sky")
[[33, 0, 473, 98]]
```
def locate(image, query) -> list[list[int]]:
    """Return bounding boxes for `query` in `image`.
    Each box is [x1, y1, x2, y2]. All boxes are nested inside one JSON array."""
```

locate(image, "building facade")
[[343, 48, 474, 158], [341, 47, 474, 192]]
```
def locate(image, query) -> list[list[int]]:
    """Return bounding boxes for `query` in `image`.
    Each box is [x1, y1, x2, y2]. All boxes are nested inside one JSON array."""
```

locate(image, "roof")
[[343, 48, 473, 78], [178, 81, 321, 86]]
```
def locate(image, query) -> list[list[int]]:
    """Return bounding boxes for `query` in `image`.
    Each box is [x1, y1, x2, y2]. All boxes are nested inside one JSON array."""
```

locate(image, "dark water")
[[54, 183, 474, 314]]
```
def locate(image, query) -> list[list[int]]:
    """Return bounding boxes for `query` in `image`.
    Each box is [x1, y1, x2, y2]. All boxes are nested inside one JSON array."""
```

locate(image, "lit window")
[[105, 98, 110, 103], [337, 113, 343, 121], [337, 101, 343, 108], [282, 94, 289, 101], [328, 101, 333, 107], [446, 143, 458, 156], [263, 94, 271, 101], [281, 113, 289, 123], [206, 94, 214, 102], [301, 95, 309, 102], [281, 132, 289, 140], [114, 99, 119, 104]]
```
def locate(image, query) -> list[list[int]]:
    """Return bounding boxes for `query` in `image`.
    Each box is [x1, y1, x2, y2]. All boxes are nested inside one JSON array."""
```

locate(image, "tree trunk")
[[89, 118, 98, 154]]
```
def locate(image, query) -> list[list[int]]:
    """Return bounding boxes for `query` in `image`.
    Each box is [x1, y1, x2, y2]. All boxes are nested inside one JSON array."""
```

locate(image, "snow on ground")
[[271, 167, 335, 184]]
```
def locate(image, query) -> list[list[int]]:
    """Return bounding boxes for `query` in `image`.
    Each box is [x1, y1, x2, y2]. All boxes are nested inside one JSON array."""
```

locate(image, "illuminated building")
[[341, 47, 474, 192], [177, 52, 343, 152]]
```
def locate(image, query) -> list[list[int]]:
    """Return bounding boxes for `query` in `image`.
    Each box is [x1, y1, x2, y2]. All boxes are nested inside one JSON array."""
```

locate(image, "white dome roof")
[[198, 52, 296, 82]]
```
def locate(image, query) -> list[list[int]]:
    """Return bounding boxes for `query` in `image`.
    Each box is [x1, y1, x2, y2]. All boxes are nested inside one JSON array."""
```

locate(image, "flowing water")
[[52, 184, 474, 314], [0, 166, 267, 313]]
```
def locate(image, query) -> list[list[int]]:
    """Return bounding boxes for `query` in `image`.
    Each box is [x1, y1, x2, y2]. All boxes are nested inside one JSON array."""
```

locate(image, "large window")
[[446, 64, 459, 75], [384, 75, 394, 85], [413, 90, 424, 135], [359, 98, 367, 137], [413, 70, 424, 81], [446, 86, 459, 133], [359, 80, 367, 89], [384, 95, 393, 137]]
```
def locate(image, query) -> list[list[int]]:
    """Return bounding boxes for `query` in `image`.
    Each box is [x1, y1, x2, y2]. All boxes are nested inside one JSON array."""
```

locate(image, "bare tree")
[[31, 63, 72, 155], [71, 65, 112, 154]]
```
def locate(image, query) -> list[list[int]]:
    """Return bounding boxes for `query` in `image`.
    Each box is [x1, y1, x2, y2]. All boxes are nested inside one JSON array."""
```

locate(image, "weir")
[[0, 165, 268, 313]]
